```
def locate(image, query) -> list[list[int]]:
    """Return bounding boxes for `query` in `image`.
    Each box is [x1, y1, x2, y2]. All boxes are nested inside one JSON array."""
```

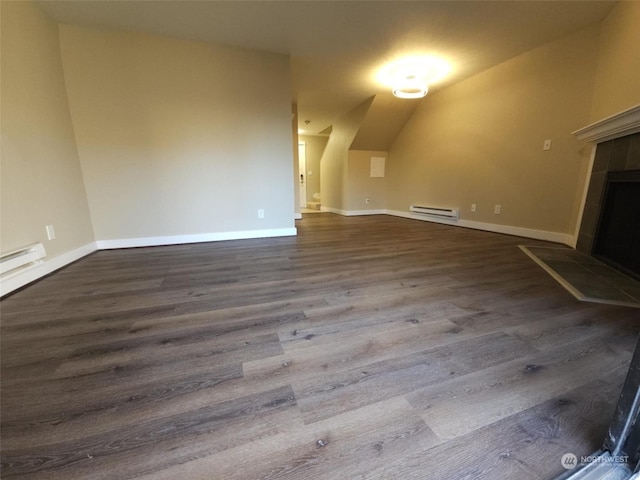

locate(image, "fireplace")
[[576, 130, 640, 272], [593, 170, 640, 280]]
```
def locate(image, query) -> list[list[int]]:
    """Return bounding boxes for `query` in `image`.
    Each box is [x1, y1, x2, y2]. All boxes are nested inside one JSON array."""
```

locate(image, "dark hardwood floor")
[[1, 213, 639, 479]]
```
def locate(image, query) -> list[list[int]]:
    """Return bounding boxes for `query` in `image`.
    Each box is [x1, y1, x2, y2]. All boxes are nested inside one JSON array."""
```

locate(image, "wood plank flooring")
[[1, 213, 639, 479]]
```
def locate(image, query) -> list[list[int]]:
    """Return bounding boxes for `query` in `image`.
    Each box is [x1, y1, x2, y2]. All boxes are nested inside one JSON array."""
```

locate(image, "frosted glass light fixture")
[[392, 75, 428, 99], [378, 56, 450, 100]]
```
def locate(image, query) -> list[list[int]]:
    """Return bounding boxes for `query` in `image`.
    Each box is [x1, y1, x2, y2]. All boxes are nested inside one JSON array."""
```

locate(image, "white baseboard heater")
[[410, 205, 460, 220], [0, 243, 46, 278]]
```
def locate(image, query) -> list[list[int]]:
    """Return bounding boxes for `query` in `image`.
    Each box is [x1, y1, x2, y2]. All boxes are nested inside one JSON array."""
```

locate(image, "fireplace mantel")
[[573, 104, 640, 252], [573, 104, 640, 144]]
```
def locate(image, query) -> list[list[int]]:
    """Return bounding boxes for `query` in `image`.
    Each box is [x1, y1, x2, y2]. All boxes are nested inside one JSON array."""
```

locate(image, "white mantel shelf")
[[572, 104, 640, 143]]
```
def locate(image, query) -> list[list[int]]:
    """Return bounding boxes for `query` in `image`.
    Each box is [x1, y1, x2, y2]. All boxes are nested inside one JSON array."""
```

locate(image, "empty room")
[[2, 1, 640, 479]]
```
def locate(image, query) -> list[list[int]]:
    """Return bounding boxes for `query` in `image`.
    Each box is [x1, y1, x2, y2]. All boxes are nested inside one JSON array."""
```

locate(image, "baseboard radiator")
[[410, 205, 460, 220], [0, 243, 47, 278]]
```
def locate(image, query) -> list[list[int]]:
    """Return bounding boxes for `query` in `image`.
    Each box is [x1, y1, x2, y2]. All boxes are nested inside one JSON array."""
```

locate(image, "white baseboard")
[[96, 227, 297, 250], [320, 207, 572, 245], [385, 209, 573, 245], [320, 206, 347, 215], [0, 242, 98, 297], [320, 206, 386, 216], [344, 209, 386, 216]]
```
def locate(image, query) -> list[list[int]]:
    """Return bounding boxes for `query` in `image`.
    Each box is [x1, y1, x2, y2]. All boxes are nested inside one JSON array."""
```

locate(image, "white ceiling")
[[36, 0, 616, 135]]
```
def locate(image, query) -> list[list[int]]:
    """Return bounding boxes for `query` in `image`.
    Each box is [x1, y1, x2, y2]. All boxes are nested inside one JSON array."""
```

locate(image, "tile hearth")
[[520, 245, 640, 309]]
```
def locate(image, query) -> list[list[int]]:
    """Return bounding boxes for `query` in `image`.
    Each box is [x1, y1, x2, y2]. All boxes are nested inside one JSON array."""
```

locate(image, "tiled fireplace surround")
[[574, 105, 640, 257], [576, 131, 640, 254]]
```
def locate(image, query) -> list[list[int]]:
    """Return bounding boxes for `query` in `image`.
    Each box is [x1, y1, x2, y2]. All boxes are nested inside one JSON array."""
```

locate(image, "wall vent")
[[410, 205, 460, 220]]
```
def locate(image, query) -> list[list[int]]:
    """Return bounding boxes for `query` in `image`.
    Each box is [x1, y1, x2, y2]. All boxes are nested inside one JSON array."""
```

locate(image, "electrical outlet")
[[471, 203, 476, 213], [543, 139, 552, 150], [258, 209, 264, 219], [494, 204, 501, 215], [45, 224, 56, 240]]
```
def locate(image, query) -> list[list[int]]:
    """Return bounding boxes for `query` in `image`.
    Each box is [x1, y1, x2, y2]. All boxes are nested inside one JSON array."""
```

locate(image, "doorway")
[[298, 141, 306, 209]]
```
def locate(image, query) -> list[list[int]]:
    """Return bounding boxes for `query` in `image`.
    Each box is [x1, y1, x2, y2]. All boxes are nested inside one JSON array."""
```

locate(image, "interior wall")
[[386, 26, 599, 236], [346, 150, 387, 212], [58, 25, 294, 241], [320, 98, 373, 212], [299, 135, 328, 204], [0, 2, 95, 258], [589, 0, 640, 122]]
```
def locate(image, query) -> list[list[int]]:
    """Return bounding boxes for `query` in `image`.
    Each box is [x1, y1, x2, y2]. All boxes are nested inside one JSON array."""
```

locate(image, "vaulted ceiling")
[[36, 0, 616, 135]]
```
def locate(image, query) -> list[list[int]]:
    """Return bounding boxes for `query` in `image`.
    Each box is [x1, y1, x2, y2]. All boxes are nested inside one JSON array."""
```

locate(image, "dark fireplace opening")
[[593, 169, 640, 280]]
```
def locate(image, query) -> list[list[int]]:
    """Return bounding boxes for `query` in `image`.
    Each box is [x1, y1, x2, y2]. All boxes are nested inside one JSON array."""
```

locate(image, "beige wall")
[[590, 1, 640, 122], [320, 98, 372, 212], [346, 150, 387, 212], [351, 93, 418, 151], [387, 26, 599, 236], [299, 135, 328, 204], [0, 2, 94, 257], [58, 25, 294, 241]]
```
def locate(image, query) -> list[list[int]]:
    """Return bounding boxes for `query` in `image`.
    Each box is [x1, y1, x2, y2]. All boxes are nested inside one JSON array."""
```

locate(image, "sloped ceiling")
[[350, 93, 419, 151], [36, 1, 616, 135]]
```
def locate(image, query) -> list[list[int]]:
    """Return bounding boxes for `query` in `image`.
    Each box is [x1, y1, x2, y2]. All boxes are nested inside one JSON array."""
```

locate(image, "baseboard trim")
[[0, 242, 98, 297], [344, 209, 386, 216], [385, 209, 573, 245], [321, 207, 572, 245], [321, 206, 575, 247], [320, 206, 347, 215], [96, 227, 298, 250], [320, 206, 386, 216]]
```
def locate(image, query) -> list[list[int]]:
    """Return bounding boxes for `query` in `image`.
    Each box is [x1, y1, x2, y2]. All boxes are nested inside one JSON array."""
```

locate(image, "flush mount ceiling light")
[[392, 75, 428, 99], [378, 56, 450, 100]]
